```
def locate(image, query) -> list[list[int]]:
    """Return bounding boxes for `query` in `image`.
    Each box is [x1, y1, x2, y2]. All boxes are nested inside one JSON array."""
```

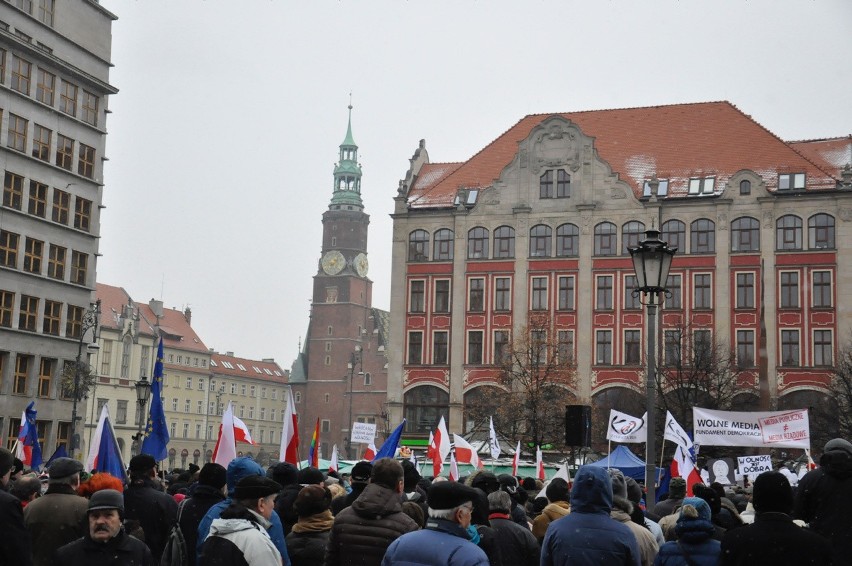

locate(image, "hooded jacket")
[[324, 482, 419, 566], [611, 496, 659, 566], [541, 465, 640, 566], [531, 500, 570, 541], [793, 437, 852, 562], [199, 510, 282, 566], [654, 498, 720, 566]]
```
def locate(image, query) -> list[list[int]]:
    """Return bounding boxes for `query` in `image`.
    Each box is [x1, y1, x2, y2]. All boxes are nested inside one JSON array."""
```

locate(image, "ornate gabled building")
[[387, 101, 852, 441], [290, 106, 390, 460]]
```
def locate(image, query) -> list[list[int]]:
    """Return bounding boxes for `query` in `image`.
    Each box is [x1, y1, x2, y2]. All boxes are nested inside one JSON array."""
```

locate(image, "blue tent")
[[587, 445, 662, 481]]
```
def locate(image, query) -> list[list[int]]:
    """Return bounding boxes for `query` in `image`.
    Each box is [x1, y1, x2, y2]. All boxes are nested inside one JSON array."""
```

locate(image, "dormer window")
[[688, 177, 715, 195], [778, 173, 805, 191], [643, 179, 669, 197]]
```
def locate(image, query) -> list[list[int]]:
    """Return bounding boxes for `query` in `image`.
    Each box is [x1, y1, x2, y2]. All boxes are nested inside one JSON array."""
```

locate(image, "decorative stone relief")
[[443, 369, 451, 386], [610, 187, 626, 199], [534, 124, 580, 169], [590, 370, 599, 388], [763, 211, 773, 225], [462, 370, 471, 387], [718, 213, 728, 229], [839, 208, 852, 222], [403, 370, 411, 387], [581, 215, 592, 234], [777, 371, 786, 390]]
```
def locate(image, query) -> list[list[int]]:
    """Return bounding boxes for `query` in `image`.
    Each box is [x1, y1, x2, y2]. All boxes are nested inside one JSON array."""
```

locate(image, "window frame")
[[557, 275, 575, 311], [432, 228, 454, 261], [433, 330, 449, 365], [493, 226, 515, 259], [624, 274, 641, 310], [737, 329, 755, 368], [56, 135, 74, 170], [594, 222, 617, 256], [494, 277, 511, 311], [596, 275, 613, 310], [813, 329, 833, 367], [808, 213, 835, 250], [467, 227, 489, 259], [468, 277, 485, 312], [693, 273, 713, 309], [530, 275, 548, 311], [408, 279, 425, 313], [60, 80, 78, 116], [735, 272, 755, 309], [776, 215, 803, 251], [433, 279, 451, 313], [407, 331, 423, 365], [779, 270, 800, 309], [32, 124, 51, 161], [731, 217, 760, 252], [467, 330, 484, 365], [812, 270, 832, 308], [780, 329, 800, 367], [408, 229, 429, 262], [595, 330, 612, 365], [555, 223, 579, 257], [529, 224, 552, 257], [690, 219, 716, 254], [661, 220, 685, 253], [28, 180, 47, 217], [624, 329, 641, 365], [621, 221, 645, 255]]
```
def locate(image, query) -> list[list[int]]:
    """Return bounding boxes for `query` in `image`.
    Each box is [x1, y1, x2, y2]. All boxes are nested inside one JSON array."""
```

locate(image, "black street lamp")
[[133, 375, 152, 455], [629, 228, 676, 513], [70, 299, 101, 459], [345, 348, 363, 459]]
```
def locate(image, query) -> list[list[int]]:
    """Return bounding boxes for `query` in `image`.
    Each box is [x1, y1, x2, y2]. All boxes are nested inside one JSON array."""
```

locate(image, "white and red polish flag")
[[449, 451, 459, 482], [329, 444, 339, 473], [212, 402, 238, 467], [453, 434, 483, 469], [363, 443, 377, 461], [430, 416, 451, 478], [512, 440, 522, 476], [536, 445, 546, 481], [279, 387, 299, 465]]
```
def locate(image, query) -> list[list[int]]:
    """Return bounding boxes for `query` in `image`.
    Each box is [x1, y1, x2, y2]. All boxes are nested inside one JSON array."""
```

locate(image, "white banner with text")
[[693, 408, 810, 448]]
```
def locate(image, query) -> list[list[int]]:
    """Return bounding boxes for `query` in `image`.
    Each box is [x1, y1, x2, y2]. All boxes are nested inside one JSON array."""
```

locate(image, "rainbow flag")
[[308, 417, 320, 467]]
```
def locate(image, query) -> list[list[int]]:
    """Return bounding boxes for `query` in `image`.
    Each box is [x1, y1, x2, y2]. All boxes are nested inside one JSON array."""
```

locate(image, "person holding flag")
[[16, 401, 43, 471], [141, 338, 170, 462]]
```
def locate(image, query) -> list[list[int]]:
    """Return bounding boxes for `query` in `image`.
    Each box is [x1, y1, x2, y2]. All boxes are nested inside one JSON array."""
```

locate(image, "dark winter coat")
[[54, 529, 154, 566], [285, 530, 330, 566], [274, 482, 302, 535], [720, 511, 833, 566], [330, 482, 366, 516], [324, 482, 419, 566], [381, 518, 489, 566], [23, 483, 89, 566], [124, 475, 179, 561], [654, 512, 720, 566], [541, 466, 641, 566], [0, 488, 32, 566], [490, 515, 541, 565], [654, 497, 684, 518], [179, 484, 226, 566]]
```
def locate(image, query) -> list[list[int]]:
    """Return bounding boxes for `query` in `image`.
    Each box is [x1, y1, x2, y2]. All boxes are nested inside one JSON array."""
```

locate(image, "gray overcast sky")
[[97, 0, 852, 366]]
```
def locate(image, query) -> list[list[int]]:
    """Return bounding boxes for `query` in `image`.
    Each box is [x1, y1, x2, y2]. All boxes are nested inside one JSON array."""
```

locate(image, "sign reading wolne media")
[[692, 408, 810, 449]]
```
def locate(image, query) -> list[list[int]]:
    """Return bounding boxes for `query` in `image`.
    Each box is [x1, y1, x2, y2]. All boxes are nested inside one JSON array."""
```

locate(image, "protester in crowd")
[[722, 471, 832, 565], [327, 481, 346, 502], [0, 446, 32, 566], [198, 475, 283, 566], [626, 476, 665, 546], [277, 466, 324, 535], [609, 469, 659, 566], [325, 457, 419, 566], [78, 471, 125, 497], [10, 457, 25, 481], [709, 482, 743, 529], [794, 437, 852, 563], [691, 484, 728, 540], [11, 474, 42, 507], [180, 462, 228, 566], [330, 460, 371, 515], [541, 465, 640, 566], [488, 490, 540, 565], [654, 477, 686, 517], [738, 487, 755, 524], [532, 477, 571, 542], [54, 488, 153, 566], [382, 481, 489, 566], [24, 457, 89, 566], [285, 485, 334, 566], [400, 500, 425, 528], [497, 473, 529, 527], [197, 456, 290, 565], [465, 470, 500, 526], [270, 461, 301, 533], [124, 453, 179, 561], [654, 497, 720, 566], [401, 459, 429, 517]]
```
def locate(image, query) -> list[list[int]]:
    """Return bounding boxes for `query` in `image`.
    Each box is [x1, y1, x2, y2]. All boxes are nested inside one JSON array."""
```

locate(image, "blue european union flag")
[[373, 419, 406, 461], [23, 401, 43, 470], [141, 338, 169, 461], [96, 413, 127, 482]]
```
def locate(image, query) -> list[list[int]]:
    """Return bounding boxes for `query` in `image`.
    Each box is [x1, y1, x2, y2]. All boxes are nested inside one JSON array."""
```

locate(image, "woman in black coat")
[[285, 485, 333, 566]]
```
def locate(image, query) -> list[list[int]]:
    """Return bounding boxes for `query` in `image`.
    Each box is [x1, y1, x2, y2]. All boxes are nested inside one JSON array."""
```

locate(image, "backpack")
[[160, 499, 189, 566]]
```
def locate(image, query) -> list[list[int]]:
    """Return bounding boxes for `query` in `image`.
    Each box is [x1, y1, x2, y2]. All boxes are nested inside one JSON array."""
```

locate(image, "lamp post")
[[70, 299, 101, 459], [629, 228, 676, 513], [133, 375, 152, 455], [346, 348, 363, 459]]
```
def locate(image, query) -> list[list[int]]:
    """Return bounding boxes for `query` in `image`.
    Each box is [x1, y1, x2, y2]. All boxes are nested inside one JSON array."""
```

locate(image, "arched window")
[[433, 229, 454, 261], [740, 179, 751, 195], [493, 226, 515, 258], [594, 222, 617, 256], [403, 385, 449, 433], [808, 213, 835, 249], [621, 221, 645, 255], [731, 217, 760, 252], [690, 219, 715, 254], [556, 223, 579, 257], [120, 336, 132, 378], [529, 224, 552, 257], [408, 230, 429, 261], [661, 220, 685, 252], [467, 227, 489, 259], [776, 215, 802, 251]]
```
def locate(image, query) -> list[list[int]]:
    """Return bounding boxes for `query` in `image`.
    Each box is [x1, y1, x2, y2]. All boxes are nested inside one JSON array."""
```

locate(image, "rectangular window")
[[56, 135, 74, 170], [736, 272, 755, 308], [596, 275, 613, 310], [11, 56, 31, 94], [23, 237, 43, 274], [82, 91, 98, 126], [407, 332, 423, 365], [3, 172, 24, 210], [78, 144, 95, 178], [7, 113, 28, 152], [688, 177, 715, 195], [241, 384, 247, 396], [494, 277, 511, 311], [52, 188, 70, 223], [557, 330, 574, 363], [624, 329, 641, 364], [778, 173, 806, 191], [36, 68, 55, 105], [171, 398, 178, 411], [557, 276, 574, 310], [0, 49, 5, 85], [101, 340, 112, 374], [70, 251, 87, 285], [116, 400, 128, 424], [321, 419, 331, 433], [693, 330, 712, 366], [0, 290, 14, 327], [28, 181, 47, 217], [814, 329, 833, 367], [813, 271, 832, 308], [186, 377, 192, 389], [596, 330, 612, 365], [74, 197, 92, 231], [47, 244, 66, 280], [467, 331, 483, 364], [468, 278, 484, 312], [434, 280, 450, 312], [556, 170, 571, 198], [780, 271, 799, 308], [530, 330, 547, 365], [737, 330, 755, 368], [32, 124, 51, 161], [183, 423, 189, 438], [38, 0, 55, 26], [694, 273, 712, 309], [781, 330, 800, 366], [184, 399, 191, 413], [38, 358, 53, 397], [494, 330, 510, 365], [0, 230, 19, 268], [531, 276, 548, 310], [60, 81, 78, 116], [18, 295, 38, 331], [433, 331, 449, 365], [42, 300, 61, 335], [409, 280, 424, 312], [65, 305, 83, 338], [14, 355, 30, 395], [624, 275, 641, 309], [664, 330, 681, 366]]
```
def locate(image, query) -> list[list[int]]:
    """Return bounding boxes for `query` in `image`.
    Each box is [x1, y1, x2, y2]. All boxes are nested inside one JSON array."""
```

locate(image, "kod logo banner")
[[605, 410, 647, 443]]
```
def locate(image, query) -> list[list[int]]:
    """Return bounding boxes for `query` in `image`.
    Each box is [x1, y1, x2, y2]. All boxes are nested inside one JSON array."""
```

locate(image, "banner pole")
[[607, 440, 611, 470]]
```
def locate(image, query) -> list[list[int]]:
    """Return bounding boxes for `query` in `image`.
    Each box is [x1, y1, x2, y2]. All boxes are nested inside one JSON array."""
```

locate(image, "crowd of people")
[[0, 436, 849, 565]]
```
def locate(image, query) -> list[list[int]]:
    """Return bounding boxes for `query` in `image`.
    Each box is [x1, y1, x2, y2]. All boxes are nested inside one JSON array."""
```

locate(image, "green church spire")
[[330, 101, 363, 209]]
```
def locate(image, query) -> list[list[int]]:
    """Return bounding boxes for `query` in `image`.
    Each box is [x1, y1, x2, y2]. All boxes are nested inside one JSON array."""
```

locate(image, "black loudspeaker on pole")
[[565, 405, 592, 447]]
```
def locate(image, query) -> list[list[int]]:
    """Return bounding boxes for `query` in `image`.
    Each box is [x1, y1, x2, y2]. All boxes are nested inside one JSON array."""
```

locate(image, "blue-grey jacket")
[[381, 518, 489, 566], [541, 465, 640, 566]]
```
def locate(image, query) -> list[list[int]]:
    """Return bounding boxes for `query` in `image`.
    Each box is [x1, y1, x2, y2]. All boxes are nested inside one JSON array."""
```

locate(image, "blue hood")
[[226, 457, 265, 496], [570, 465, 613, 514]]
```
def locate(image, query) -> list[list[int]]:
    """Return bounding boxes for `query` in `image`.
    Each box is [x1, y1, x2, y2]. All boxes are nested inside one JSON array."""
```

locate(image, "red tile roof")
[[210, 352, 287, 383], [789, 136, 852, 176], [407, 101, 840, 208]]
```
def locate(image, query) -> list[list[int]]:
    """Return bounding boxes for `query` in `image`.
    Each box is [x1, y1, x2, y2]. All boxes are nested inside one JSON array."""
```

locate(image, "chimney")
[[184, 306, 192, 325], [149, 299, 164, 319], [226, 351, 234, 357]]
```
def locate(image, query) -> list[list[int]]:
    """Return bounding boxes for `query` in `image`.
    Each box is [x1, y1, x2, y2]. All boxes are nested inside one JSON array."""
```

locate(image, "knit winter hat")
[[677, 497, 711, 523], [545, 478, 570, 503], [692, 483, 721, 515], [608, 469, 628, 499], [294, 485, 332, 517], [350, 461, 373, 483], [270, 462, 299, 486], [668, 477, 687, 499], [752, 471, 794, 514], [297, 466, 325, 486], [198, 463, 227, 489], [625, 476, 643, 505]]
